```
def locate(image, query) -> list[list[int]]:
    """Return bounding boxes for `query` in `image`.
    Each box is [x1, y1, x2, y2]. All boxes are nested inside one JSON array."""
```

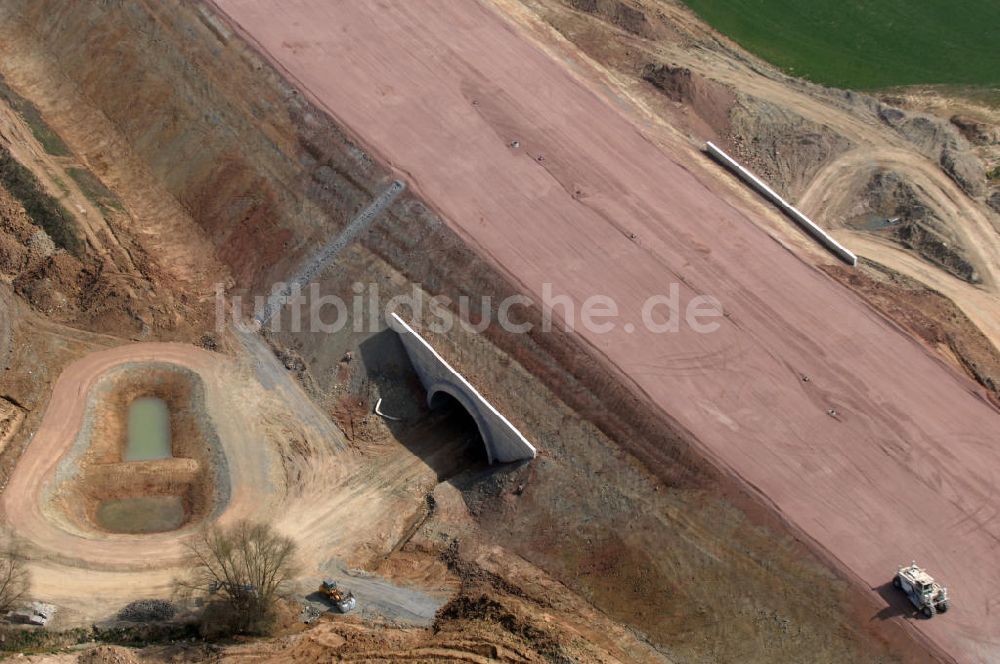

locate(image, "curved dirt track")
[[0, 342, 282, 622], [210, 1, 1000, 661], [800, 147, 1000, 287], [1, 336, 455, 626], [798, 146, 1000, 347], [3, 343, 275, 568]]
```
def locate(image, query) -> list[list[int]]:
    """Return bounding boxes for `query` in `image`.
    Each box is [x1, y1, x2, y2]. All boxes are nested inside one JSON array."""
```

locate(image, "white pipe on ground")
[[374, 397, 402, 422], [704, 142, 857, 266]]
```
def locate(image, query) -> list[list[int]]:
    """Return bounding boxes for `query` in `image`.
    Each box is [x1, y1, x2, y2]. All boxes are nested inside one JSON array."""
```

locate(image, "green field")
[[681, 0, 1000, 90]]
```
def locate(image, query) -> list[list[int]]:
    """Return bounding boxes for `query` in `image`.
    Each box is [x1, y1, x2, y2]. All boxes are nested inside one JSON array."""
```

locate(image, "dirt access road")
[[2, 336, 450, 627], [1, 343, 277, 621], [211, 1, 1000, 660], [798, 146, 1000, 346]]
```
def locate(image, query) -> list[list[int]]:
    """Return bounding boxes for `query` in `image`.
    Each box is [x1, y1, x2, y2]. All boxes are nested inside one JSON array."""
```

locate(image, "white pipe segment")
[[389, 313, 536, 464], [705, 142, 857, 266]]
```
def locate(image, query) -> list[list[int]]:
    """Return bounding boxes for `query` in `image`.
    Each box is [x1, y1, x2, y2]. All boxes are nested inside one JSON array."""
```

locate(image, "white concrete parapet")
[[705, 142, 857, 266], [389, 313, 537, 464]]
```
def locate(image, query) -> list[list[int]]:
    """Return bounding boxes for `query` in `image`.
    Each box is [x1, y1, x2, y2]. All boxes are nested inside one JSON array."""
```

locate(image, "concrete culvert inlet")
[[426, 390, 491, 465], [47, 363, 228, 536], [389, 313, 537, 464]]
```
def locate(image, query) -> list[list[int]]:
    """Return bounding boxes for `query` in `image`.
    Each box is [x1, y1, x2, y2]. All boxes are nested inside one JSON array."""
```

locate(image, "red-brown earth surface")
[[209, 1, 1000, 661]]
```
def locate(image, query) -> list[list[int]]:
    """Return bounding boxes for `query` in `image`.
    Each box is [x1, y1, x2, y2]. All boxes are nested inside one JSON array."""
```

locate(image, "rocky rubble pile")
[[116, 599, 176, 623]]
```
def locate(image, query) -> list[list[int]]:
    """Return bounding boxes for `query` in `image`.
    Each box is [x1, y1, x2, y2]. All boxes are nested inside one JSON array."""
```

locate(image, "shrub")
[[0, 534, 30, 614], [176, 521, 297, 638]]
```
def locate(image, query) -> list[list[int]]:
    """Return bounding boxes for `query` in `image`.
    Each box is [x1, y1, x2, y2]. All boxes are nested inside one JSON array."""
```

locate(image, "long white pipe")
[[705, 142, 857, 266]]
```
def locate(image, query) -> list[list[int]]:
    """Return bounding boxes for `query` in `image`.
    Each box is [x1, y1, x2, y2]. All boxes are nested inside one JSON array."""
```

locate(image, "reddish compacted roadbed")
[[211, 1, 999, 660]]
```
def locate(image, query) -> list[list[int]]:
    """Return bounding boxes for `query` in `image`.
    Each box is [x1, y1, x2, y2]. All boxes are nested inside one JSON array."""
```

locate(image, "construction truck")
[[319, 578, 357, 613], [894, 562, 949, 618]]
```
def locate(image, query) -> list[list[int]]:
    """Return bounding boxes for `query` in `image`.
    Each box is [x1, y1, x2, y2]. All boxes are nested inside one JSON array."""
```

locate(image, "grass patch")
[[681, 0, 1000, 90], [0, 622, 198, 654], [52, 175, 70, 196], [0, 74, 71, 156], [0, 147, 83, 255], [67, 166, 124, 213], [939, 85, 1000, 110]]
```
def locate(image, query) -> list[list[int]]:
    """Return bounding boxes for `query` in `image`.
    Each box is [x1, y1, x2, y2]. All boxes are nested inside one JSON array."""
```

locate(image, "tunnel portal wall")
[[389, 313, 537, 464]]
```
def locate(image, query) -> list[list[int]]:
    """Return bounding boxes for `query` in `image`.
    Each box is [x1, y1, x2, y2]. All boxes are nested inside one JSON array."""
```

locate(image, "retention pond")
[[96, 495, 186, 534], [96, 395, 182, 533], [125, 396, 171, 461]]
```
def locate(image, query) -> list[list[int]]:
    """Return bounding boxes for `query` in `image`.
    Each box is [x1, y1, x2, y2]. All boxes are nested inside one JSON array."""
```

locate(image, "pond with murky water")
[[94, 396, 183, 533], [96, 495, 186, 534], [125, 396, 171, 461]]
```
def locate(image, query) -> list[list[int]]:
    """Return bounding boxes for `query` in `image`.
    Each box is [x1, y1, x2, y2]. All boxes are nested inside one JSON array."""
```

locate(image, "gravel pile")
[[116, 599, 176, 623]]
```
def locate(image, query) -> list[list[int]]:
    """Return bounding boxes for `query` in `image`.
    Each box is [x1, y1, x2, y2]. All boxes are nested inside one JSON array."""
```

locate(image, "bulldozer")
[[319, 578, 357, 613], [893, 562, 949, 618]]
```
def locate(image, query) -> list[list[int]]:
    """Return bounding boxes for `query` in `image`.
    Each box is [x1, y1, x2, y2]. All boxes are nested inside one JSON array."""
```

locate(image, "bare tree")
[[0, 535, 30, 614], [177, 521, 297, 635]]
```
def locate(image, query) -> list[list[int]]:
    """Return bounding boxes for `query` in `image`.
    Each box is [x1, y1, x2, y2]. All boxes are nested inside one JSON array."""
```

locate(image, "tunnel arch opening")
[[390, 313, 537, 464], [427, 383, 493, 465]]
